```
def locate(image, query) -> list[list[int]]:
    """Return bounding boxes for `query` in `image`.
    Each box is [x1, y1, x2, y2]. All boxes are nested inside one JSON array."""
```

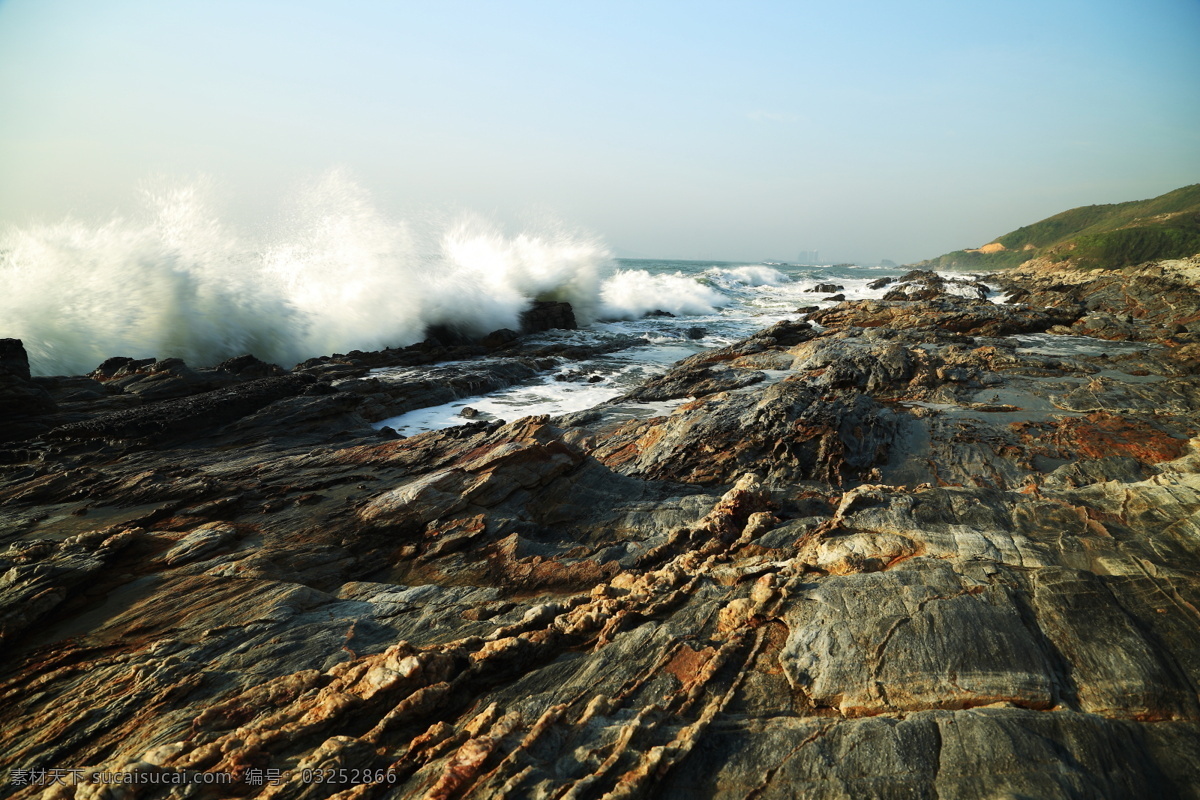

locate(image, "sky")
[[0, 0, 1198, 264]]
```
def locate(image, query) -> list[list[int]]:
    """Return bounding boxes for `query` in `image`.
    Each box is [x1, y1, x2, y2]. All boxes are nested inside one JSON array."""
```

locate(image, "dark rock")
[[215, 354, 285, 380], [520, 300, 577, 333], [883, 269, 990, 302], [685, 327, 707, 340], [480, 328, 520, 349], [89, 356, 147, 381], [46, 374, 316, 442], [808, 297, 1082, 336], [0, 338, 33, 381], [644, 310, 677, 318], [336, 359, 542, 422], [302, 381, 340, 396], [86, 354, 283, 403], [825, 293, 846, 301], [105, 358, 234, 402], [809, 283, 845, 293], [424, 323, 474, 347], [0, 339, 57, 438], [867, 277, 895, 290]]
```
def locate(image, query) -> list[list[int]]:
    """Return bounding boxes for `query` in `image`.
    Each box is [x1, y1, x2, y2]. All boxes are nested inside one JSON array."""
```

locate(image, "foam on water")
[[3, 175, 783, 376], [371, 262, 1020, 436], [706, 265, 788, 287], [11, 177, 1014, 438], [380, 379, 628, 434], [0, 173, 619, 376], [597, 269, 730, 320], [373, 337, 705, 435]]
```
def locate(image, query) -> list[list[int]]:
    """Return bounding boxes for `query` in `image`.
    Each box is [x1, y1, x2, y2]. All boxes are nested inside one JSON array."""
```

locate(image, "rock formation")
[[2, 258, 1200, 797]]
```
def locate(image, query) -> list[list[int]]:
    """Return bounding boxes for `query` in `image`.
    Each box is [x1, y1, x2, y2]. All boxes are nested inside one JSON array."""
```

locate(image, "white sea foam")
[[707, 265, 788, 287], [597, 269, 729, 320], [0, 173, 613, 376]]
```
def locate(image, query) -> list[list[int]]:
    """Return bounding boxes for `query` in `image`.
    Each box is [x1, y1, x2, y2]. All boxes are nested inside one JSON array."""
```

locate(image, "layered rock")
[[2, 260, 1200, 798], [997, 255, 1200, 343]]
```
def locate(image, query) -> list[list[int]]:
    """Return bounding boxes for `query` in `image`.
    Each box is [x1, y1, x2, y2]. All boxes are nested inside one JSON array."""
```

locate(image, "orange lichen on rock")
[[1057, 412, 1190, 463]]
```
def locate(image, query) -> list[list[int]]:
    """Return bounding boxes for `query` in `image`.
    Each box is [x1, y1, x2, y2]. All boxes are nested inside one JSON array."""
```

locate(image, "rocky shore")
[[2, 258, 1200, 798]]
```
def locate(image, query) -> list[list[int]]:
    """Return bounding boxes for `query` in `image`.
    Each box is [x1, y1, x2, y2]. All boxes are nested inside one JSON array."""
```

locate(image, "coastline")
[[2, 257, 1200, 796]]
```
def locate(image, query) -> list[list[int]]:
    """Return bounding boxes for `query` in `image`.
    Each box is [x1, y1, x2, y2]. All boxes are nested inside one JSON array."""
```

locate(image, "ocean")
[[0, 177, 983, 432], [371, 258, 924, 435]]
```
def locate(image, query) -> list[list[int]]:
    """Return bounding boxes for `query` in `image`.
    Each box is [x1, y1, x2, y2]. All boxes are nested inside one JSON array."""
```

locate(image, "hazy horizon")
[[1, 0, 1198, 264]]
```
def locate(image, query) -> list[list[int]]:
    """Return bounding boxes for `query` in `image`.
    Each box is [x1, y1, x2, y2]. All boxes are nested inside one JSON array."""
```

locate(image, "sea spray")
[[598, 269, 729, 320], [0, 174, 620, 376], [0, 186, 301, 377], [437, 216, 606, 329], [706, 265, 788, 287]]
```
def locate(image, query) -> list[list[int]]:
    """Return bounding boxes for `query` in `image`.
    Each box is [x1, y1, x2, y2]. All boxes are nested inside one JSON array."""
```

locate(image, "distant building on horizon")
[[797, 249, 820, 264]]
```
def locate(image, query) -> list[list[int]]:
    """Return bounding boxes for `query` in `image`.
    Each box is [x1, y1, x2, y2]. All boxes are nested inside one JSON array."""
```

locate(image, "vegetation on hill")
[[918, 184, 1200, 270]]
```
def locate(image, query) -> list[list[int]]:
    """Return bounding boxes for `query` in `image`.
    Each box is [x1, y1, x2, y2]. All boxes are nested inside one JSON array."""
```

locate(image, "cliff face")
[[2, 262, 1200, 798]]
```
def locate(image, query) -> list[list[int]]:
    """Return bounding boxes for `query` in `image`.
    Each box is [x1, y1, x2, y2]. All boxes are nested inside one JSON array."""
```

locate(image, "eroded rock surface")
[[3, 260, 1200, 797]]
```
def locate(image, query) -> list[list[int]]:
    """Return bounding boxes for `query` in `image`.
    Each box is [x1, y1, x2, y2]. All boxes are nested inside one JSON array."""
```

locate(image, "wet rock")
[[882, 269, 991, 302], [479, 328, 519, 349], [424, 323, 476, 347], [520, 301, 577, 332], [46, 373, 316, 442], [3, 258, 1200, 798], [337, 360, 542, 422], [1, 338, 33, 381], [0, 340, 57, 440], [808, 297, 1081, 336], [809, 283, 844, 293], [600, 381, 900, 485], [621, 363, 767, 402], [214, 354, 285, 380]]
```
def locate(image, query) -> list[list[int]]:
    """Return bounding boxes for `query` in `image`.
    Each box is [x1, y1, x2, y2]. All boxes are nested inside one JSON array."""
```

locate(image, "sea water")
[[0, 173, 615, 376], [372, 259, 927, 435], [0, 174, 979, 432]]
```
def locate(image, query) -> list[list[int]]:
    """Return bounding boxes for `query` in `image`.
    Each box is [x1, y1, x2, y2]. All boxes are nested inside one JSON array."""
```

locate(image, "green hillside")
[[918, 184, 1200, 270]]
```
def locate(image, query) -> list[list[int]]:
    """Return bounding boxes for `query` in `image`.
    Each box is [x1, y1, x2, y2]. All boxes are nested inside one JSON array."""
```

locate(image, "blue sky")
[[1, 0, 1197, 262]]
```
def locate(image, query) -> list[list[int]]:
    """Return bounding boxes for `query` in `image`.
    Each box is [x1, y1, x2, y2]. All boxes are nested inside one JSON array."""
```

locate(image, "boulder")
[[0, 339, 56, 439], [520, 301, 577, 333]]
